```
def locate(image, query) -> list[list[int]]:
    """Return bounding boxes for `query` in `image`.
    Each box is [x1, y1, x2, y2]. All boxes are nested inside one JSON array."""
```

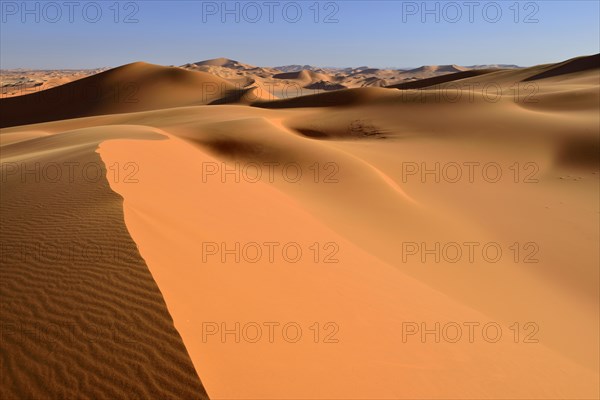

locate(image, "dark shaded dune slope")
[[387, 69, 499, 89], [523, 53, 600, 81]]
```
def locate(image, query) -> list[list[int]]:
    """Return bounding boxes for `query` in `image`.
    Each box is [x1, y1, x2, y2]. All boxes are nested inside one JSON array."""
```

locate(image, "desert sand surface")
[[1, 54, 599, 399]]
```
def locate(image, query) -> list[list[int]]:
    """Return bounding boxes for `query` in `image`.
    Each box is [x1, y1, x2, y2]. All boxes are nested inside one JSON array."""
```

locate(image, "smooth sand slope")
[[1, 54, 599, 399]]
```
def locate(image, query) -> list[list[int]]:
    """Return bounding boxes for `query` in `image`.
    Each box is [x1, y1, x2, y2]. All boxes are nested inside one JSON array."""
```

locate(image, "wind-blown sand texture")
[[1, 54, 599, 399]]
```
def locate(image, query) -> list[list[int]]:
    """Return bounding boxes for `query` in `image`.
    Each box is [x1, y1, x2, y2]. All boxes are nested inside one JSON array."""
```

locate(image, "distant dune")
[[0, 62, 235, 128], [1, 68, 107, 97], [272, 69, 333, 83], [405, 64, 470, 74], [304, 80, 348, 90], [1, 59, 530, 115], [274, 64, 323, 72], [523, 53, 600, 81], [188, 57, 245, 68], [387, 69, 499, 89]]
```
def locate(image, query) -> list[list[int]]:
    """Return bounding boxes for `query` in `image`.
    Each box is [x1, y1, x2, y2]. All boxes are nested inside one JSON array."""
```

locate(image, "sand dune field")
[[1, 54, 599, 399]]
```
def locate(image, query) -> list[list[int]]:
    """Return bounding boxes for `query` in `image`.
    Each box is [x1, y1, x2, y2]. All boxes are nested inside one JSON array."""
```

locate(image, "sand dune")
[[1, 68, 108, 98], [272, 69, 332, 82], [387, 69, 499, 89], [182, 58, 284, 90], [0, 125, 209, 399], [98, 126, 598, 399], [524, 53, 600, 81], [303, 80, 348, 90], [1, 54, 598, 399], [405, 64, 470, 75], [188, 57, 248, 69], [0, 62, 236, 128], [253, 86, 400, 108]]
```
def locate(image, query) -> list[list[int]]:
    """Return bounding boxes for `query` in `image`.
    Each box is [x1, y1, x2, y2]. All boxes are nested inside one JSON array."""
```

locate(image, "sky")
[[1, 0, 599, 69]]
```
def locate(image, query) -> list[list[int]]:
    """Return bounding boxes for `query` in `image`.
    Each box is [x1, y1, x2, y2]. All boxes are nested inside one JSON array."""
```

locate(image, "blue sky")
[[1, 0, 599, 69]]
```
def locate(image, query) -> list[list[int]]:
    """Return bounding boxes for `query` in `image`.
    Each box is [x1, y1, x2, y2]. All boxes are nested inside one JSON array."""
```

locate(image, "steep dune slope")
[[98, 121, 598, 399], [387, 69, 499, 89], [432, 54, 600, 90], [523, 53, 600, 82]]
